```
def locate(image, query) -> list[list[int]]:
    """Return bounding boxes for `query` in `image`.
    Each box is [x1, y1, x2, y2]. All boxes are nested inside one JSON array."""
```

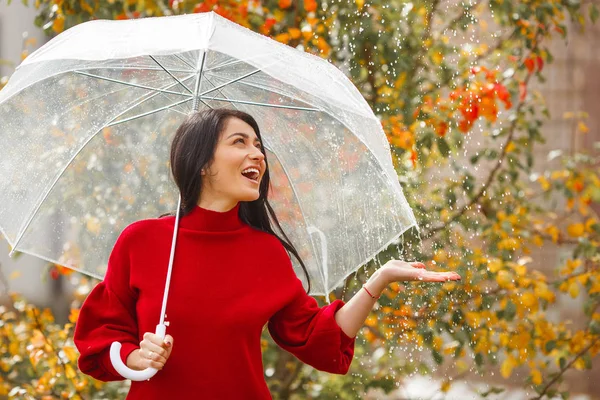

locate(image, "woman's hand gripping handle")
[[109, 323, 174, 381]]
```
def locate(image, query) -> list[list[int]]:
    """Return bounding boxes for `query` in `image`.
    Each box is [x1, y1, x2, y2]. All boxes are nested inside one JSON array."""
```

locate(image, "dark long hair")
[[162, 108, 311, 294]]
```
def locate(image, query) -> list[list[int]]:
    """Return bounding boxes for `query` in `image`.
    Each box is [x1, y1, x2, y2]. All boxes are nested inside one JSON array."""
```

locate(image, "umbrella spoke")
[[198, 69, 261, 97], [149, 55, 194, 95], [203, 70, 321, 111], [74, 70, 194, 97], [75, 66, 194, 73], [173, 54, 196, 71], [108, 96, 194, 127], [199, 95, 319, 112], [192, 51, 207, 112]]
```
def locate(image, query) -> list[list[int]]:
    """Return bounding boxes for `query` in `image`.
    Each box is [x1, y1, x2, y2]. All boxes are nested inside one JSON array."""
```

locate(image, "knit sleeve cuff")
[[101, 341, 139, 378]]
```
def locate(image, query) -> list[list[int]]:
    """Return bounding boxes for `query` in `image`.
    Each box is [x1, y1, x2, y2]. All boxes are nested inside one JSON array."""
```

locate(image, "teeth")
[[241, 167, 260, 181]]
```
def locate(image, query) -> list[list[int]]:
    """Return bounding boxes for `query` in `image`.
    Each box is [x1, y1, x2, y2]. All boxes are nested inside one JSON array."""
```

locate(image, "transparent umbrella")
[[0, 12, 418, 380]]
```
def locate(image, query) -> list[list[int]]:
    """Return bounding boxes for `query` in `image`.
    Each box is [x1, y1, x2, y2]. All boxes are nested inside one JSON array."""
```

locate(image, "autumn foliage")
[[1, 0, 599, 398]]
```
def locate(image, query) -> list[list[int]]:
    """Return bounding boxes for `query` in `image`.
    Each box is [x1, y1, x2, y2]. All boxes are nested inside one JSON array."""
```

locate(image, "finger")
[[163, 334, 174, 357], [421, 272, 461, 282], [144, 332, 167, 348], [410, 262, 427, 269], [139, 348, 167, 368], [145, 357, 166, 370], [141, 339, 169, 360]]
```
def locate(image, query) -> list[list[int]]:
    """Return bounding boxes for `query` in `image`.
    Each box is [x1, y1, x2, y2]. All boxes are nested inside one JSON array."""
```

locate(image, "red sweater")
[[74, 203, 355, 399]]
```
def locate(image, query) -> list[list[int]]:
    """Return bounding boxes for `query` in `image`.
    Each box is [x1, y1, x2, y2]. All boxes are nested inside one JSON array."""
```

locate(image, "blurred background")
[[1, 0, 599, 399]]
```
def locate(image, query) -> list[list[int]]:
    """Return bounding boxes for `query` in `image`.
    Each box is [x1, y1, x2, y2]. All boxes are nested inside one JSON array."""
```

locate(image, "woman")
[[74, 108, 461, 399]]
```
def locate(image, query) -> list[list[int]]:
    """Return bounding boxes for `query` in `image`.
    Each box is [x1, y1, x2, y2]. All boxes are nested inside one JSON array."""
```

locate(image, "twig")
[[533, 336, 600, 399], [424, 35, 541, 238]]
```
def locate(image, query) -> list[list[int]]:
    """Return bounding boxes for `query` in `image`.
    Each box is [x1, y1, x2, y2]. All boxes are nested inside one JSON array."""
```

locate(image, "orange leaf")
[[519, 82, 527, 102], [304, 0, 317, 12], [279, 0, 292, 9], [524, 57, 535, 73], [536, 56, 544, 72]]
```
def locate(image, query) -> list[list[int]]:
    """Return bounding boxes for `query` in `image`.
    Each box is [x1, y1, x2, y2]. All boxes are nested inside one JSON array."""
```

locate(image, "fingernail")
[[165, 341, 171, 347]]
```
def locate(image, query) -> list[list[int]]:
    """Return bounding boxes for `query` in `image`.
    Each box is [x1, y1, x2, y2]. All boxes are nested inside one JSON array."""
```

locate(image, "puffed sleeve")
[[267, 244, 356, 374], [73, 225, 140, 382]]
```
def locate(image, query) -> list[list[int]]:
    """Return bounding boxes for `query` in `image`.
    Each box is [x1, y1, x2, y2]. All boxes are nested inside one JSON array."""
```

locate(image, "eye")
[[234, 138, 244, 144]]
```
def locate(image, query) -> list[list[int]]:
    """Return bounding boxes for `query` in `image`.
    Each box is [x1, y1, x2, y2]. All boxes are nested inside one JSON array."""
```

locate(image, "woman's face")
[[200, 117, 266, 210]]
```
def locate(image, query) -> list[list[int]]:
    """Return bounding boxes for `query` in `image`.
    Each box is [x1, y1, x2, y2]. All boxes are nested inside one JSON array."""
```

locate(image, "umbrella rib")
[[74, 71, 193, 97], [9, 76, 196, 255], [75, 66, 194, 74], [192, 51, 207, 112], [108, 96, 194, 127], [173, 54, 196, 70], [199, 96, 319, 112], [198, 69, 261, 97], [149, 55, 194, 95], [203, 72, 321, 112]]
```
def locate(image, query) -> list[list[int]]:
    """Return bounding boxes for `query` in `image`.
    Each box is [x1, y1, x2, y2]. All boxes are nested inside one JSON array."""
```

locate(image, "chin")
[[237, 191, 261, 202]]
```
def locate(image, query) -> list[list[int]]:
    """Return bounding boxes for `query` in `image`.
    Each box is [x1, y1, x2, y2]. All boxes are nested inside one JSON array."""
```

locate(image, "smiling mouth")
[[241, 170, 260, 184]]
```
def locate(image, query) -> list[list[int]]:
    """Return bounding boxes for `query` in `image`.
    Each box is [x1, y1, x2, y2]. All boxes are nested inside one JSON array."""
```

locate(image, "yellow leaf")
[[538, 176, 551, 191], [585, 218, 597, 233], [65, 364, 76, 379], [520, 292, 537, 308], [505, 142, 516, 153], [567, 223, 585, 238], [487, 258, 503, 273], [69, 308, 80, 324], [63, 346, 78, 363], [355, 0, 364, 10], [441, 380, 451, 392], [497, 270, 513, 289], [568, 281, 580, 298], [578, 121, 589, 133], [546, 225, 559, 242], [501, 354, 517, 378], [531, 369, 543, 385], [431, 51, 444, 65], [589, 280, 600, 295]]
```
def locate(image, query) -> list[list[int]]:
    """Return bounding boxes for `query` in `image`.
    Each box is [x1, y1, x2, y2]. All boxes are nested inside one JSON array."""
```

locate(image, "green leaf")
[[432, 350, 444, 365], [590, 320, 600, 335], [545, 340, 556, 352], [504, 301, 517, 321], [437, 137, 450, 158], [475, 352, 483, 367], [590, 4, 599, 23], [559, 357, 566, 369]]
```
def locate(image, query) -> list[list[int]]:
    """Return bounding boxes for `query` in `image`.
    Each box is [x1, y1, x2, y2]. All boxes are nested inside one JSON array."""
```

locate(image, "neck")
[[197, 198, 239, 213]]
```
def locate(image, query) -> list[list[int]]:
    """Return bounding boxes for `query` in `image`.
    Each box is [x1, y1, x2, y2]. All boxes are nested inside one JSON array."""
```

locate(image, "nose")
[[250, 147, 265, 162]]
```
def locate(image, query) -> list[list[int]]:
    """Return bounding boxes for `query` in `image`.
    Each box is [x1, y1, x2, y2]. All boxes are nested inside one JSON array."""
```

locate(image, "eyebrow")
[[227, 132, 261, 143]]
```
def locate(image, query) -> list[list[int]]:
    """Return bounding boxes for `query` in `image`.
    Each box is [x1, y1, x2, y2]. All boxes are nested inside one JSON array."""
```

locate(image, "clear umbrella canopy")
[[0, 12, 417, 296]]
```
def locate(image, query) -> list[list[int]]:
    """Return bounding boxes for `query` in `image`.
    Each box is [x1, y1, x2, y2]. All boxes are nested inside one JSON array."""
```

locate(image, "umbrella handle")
[[109, 323, 166, 381]]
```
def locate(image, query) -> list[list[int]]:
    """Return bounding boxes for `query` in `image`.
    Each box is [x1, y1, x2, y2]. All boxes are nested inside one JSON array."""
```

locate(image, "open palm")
[[381, 260, 461, 283]]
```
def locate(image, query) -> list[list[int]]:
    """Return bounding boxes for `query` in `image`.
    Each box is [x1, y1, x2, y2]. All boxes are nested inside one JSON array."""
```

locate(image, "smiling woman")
[[72, 108, 459, 399]]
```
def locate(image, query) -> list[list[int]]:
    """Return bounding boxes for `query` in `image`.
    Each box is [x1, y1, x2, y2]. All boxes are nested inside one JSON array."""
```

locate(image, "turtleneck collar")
[[178, 202, 244, 232]]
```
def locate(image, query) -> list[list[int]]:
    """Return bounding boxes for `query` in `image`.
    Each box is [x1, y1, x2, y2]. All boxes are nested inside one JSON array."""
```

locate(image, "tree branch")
[[533, 336, 600, 400], [424, 54, 538, 238]]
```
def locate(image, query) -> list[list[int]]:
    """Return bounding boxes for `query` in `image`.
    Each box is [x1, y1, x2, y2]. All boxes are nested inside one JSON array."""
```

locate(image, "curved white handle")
[[110, 324, 166, 381]]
